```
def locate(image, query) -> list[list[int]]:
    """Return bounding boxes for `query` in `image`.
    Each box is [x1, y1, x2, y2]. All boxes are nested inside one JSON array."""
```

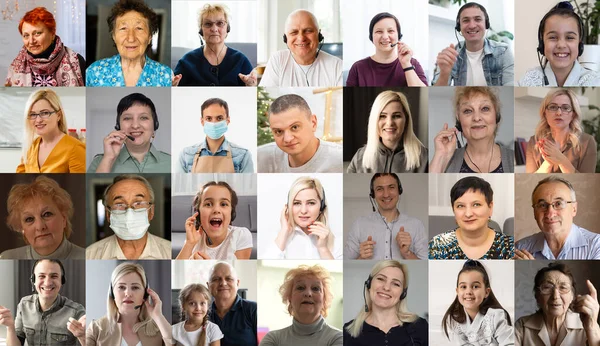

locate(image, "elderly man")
[[257, 94, 342, 173], [0, 260, 86, 346], [207, 262, 257, 346], [259, 9, 342, 87], [86, 174, 171, 259], [516, 176, 600, 259]]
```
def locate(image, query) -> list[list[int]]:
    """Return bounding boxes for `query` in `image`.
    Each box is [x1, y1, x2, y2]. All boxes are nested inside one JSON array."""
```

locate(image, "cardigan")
[[445, 143, 514, 173], [174, 46, 252, 86], [526, 133, 597, 173], [17, 134, 86, 173], [86, 316, 164, 346]]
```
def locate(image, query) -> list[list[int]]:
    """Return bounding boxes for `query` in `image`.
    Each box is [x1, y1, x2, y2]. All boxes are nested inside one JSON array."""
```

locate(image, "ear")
[[148, 204, 155, 221], [310, 114, 317, 132], [226, 116, 230, 125], [201, 117, 205, 126], [106, 210, 111, 223], [572, 201, 577, 217], [488, 201, 494, 218], [485, 287, 491, 298]]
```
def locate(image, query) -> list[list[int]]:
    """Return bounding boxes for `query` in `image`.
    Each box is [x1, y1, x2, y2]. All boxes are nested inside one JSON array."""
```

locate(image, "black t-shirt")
[[343, 317, 429, 346]]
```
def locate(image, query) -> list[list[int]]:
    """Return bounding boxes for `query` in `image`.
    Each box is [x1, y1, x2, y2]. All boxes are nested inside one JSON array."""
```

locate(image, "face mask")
[[204, 120, 228, 140], [109, 208, 150, 240]]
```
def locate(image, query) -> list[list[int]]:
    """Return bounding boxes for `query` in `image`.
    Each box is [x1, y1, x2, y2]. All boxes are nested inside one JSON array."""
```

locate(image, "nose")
[[303, 289, 312, 297], [33, 217, 47, 231], [126, 28, 135, 42], [464, 206, 474, 217], [283, 130, 294, 143]]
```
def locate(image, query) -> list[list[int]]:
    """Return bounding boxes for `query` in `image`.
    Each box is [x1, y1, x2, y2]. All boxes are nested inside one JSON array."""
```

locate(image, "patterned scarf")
[[6, 35, 84, 86]]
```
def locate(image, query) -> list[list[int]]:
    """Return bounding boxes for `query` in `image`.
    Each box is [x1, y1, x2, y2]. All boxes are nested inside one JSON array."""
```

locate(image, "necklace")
[[207, 44, 226, 66], [465, 143, 494, 173]]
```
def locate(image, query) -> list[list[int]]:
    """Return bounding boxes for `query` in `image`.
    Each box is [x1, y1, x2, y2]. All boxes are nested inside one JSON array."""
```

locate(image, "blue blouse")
[[174, 46, 252, 86], [86, 54, 172, 87]]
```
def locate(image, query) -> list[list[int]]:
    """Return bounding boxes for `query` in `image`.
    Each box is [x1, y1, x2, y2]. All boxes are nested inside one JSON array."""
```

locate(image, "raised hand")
[[436, 44, 459, 78], [184, 212, 202, 246], [434, 123, 459, 157], [573, 280, 600, 331], [67, 315, 86, 338], [145, 288, 164, 321], [308, 221, 331, 250], [239, 70, 258, 86], [359, 236, 376, 259], [0, 305, 15, 329], [397, 42, 413, 67], [395, 226, 412, 256], [275, 205, 294, 251], [103, 131, 129, 160]]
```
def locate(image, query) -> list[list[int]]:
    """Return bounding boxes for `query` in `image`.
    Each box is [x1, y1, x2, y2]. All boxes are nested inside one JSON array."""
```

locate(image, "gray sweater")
[[445, 143, 514, 173], [259, 316, 343, 346], [347, 141, 428, 173]]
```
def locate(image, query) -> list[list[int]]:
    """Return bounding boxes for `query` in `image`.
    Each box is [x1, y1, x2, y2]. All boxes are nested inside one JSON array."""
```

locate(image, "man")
[[0, 259, 86, 346], [86, 174, 171, 259], [431, 2, 514, 86], [207, 262, 257, 346], [258, 94, 342, 173], [259, 9, 343, 87], [516, 176, 600, 260], [345, 173, 428, 260], [177, 98, 254, 173]]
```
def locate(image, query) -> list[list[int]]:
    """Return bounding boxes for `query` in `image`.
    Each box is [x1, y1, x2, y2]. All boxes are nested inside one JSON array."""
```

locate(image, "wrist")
[[402, 65, 415, 72]]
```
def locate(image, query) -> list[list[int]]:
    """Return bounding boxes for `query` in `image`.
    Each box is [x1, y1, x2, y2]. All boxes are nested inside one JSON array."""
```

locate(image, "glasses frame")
[[546, 104, 573, 113], [532, 200, 575, 212], [28, 110, 58, 120], [537, 283, 572, 295], [108, 201, 153, 214], [202, 20, 228, 29]]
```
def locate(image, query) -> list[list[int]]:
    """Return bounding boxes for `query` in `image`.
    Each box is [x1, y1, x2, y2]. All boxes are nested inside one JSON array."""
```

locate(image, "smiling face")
[[456, 270, 490, 315], [457, 93, 497, 142], [119, 103, 154, 146], [33, 260, 62, 302], [113, 272, 145, 315], [201, 104, 230, 125], [201, 11, 228, 45], [112, 11, 151, 62], [290, 275, 324, 322], [285, 11, 319, 64], [459, 6, 486, 45], [453, 189, 493, 233], [30, 99, 61, 137], [199, 185, 232, 239], [532, 181, 577, 236], [536, 271, 573, 319], [372, 175, 400, 214], [208, 263, 239, 304], [378, 101, 405, 149], [543, 15, 580, 72], [544, 94, 575, 132], [269, 108, 317, 157], [291, 188, 321, 231], [372, 17, 399, 53], [184, 291, 209, 324], [21, 22, 55, 55], [369, 266, 405, 310], [21, 196, 66, 255]]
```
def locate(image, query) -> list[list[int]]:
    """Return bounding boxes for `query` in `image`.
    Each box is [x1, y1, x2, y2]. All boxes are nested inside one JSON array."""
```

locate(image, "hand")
[[514, 248, 535, 260], [190, 251, 211, 260], [184, 212, 202, 245], [395, 226, 412, 256], [67, 315, 86, 338], [538, 139, 565, 166], [0, 305, 15, 329], [397, 42, 413, 68], [145, 288, 164, 321], [103, 131, 128, 160], [308, 221, 331, 249], [172, 74, 182, 86], [359, 236, 376, 259], [573, 280, 600, 331], [436, 44, 459, 77], [434, 123, 459, 158], [4, 79, 12, 87], [239, 70, 257, 86], [275, 205, 293, 251]]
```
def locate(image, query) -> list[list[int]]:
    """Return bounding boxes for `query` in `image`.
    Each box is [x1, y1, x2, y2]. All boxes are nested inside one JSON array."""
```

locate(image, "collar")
[[377, 138, 403, 154], [199, 138, 230, 155], [35, 293, 64, 314], [533, 224, 583, 259], [117, 144, 160, 165], [523, 310, 583, 331], [30, 236, 72, 259], [110, 233, 155, 259], [370, 210, 401, 223], [543, 61, 582, 86], [482, 38, 494, 56], [211, 294, 242, 312], [291, 315, 325, 336]]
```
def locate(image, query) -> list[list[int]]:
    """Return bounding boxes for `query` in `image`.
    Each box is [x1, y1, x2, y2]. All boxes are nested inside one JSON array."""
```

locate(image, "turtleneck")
[[291, 316, 325, 336], [29, 237, 72, 259], [28, 37, 57, 59]]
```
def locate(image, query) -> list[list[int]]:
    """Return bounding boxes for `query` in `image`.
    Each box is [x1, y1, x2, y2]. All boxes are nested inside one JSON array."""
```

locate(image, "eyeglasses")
[[532, 200, 575, 212], [537, 283, 572, 295], [108, 201, 152, 214], [28, 110, 57, 120], [202, 20, 227, 29], [546, 104, 573, 113]]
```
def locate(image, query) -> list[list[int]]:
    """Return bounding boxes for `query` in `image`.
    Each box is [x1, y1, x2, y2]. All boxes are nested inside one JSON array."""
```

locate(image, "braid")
[[197, 314, 209, 346]]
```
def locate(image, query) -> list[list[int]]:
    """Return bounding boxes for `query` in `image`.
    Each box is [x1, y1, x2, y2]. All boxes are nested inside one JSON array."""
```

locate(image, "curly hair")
[[279, 264, 333, 318], [19, 7, 56, 35], [534, 88, 582, 150], [107, 0, 159, 37]]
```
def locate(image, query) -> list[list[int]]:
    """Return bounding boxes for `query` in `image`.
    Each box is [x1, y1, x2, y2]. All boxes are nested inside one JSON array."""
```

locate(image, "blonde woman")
[[269, 176, 340, 259], [17, 89, 85, 173], [526, 88, 597, 173], [347, 90, 428, 173], [259, 264, 343, 346], [86, 262, 173, 346], [344, 260, 428, 345]]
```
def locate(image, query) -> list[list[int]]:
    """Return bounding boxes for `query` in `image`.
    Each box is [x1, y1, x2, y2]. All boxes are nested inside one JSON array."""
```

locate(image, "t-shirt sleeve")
[[235, 227, 253, 251], [346, 62, 358, 87], [207, 322, 224, 342]]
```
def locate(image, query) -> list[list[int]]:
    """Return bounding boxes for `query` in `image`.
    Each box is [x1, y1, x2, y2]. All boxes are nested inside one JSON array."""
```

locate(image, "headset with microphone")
[[30, 259, 66, 293], [453, 3, 490, 53], [454, 103, 501, 149], [287, 185, 327, 226], [368, 12, 402, 48], [368, 173, 402, 259], [109, 277, 150, 310], [283, 30, 325, 86], [363, 274, 408, 313], [115, 93, 160, 137], [198, 19, 231, 46]]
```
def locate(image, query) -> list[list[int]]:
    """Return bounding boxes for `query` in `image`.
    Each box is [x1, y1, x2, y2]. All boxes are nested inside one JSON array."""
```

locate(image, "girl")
[[173, 283, 223, 346], [442, 260, 513, 345]]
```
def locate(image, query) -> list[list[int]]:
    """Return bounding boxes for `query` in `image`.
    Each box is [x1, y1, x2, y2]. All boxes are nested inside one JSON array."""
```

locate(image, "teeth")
[[555, 53, 569, 57]]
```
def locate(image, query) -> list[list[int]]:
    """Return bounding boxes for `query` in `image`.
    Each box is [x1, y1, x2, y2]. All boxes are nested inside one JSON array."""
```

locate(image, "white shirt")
[[466, 48, 487, 86], [120, 340, 142, 346], [451, 308, 514, 346], [259, 50, 343, 87], [191, 225, 253, 260], [518, 60, 600, 86], [263, 226, 343, 260], [86, 233, 171, 259], [172, 320, 224, 346], [257, 139, 343, 173]]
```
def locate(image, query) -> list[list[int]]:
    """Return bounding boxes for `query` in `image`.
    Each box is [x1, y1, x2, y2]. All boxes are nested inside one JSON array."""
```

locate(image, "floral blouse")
[[429, 229, 514, 259], [85, 54, 172, 87]]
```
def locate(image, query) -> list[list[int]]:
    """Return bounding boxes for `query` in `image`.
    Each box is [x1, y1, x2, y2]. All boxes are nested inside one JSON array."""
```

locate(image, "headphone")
[[455, 2, 490, 33], [369, 173, 403, 199], [368, 12, 402, 42], [363, 274, 408, 312], [115, 94, 160, 132], [455, 109, 501, 132], [30, 259, 66, 290], [283, 30, 325, 61], [109, 275, 150, 302], [536, 2, 584, 57], [287, 185, 327, 214]]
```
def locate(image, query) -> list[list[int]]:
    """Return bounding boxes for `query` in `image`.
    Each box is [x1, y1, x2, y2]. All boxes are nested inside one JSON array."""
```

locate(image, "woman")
[[260, 264, 343, 346], [518, 2, 600, 87], [174, 3, 256, 86], [5, 7, 85, 87], [1, 176, 84, 259], [429, 176, 514, 259], [86, 0, 173, 87], [176, 181, 253, 260], [86, 262, 173, 345], [346, 12, 427, 87], [344, 260, 428, 345], [526, 89, 597, 173], [16, 89, 86, 173], [347, 90, 428, 173], [269, 176, 339, 259], [430, 87, 514, 173], [515, 263, 600, 346], [87, 92, 171, 173]]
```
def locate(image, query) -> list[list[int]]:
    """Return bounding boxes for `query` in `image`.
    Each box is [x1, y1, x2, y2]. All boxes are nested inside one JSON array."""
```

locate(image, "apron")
[[191, 148, 235, 173]]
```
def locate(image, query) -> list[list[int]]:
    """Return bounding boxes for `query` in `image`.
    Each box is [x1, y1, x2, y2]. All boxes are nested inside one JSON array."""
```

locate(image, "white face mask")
[[109, 208, 150, 240]]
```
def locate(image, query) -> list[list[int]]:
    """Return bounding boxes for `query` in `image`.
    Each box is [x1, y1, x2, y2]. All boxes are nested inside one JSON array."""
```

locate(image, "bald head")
[[285, 9, 319, 32]]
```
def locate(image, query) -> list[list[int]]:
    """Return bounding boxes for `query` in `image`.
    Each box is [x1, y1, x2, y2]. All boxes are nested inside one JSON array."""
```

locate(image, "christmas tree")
[[257, 87, 274, 146]]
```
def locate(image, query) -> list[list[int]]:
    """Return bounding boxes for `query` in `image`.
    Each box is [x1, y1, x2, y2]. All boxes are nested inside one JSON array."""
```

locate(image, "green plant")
[[257, 87, 274, 146], [582, 104, 600, 172], [487, 30, 514, 43], [571, 0, 600, 44]]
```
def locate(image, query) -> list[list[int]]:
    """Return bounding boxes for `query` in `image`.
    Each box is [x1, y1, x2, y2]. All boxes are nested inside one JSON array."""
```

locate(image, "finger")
[[587, 280, 598, 301], [367, 235, 373, 241]]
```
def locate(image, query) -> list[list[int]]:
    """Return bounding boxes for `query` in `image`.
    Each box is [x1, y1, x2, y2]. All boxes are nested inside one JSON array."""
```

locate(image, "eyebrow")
[[116, 281, 142, 286], [112, 193, 146, 202], [375, 184, 396, 189], [376, 274, 402, 284], [545, 30, 578, 36], [203, 197, 231, 203], [535, 197, 565, 203], [461, 15, 483, 21], [270, 121, 302, 131], [459, 280, 482, 285]]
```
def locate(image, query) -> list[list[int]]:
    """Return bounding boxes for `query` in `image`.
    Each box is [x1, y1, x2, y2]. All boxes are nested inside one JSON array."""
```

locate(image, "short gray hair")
[[531, 176, 577, 202], [103, 174, 155, 206], [284, 9, 319, 32], [208, 261, 238, 281], [268, 94, 312, 120]]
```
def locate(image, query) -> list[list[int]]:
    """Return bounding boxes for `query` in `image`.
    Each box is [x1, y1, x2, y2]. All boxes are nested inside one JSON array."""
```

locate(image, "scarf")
[[6, 35, 84, 86]]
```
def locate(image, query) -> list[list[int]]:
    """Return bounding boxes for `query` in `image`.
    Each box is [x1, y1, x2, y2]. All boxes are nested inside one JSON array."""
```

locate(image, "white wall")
[[0, 261, 16, 339]]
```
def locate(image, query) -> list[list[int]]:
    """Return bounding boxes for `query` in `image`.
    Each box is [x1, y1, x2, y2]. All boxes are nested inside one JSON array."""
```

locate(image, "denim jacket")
[[432, 38, 514, 86], [177, 138, 254, 173]]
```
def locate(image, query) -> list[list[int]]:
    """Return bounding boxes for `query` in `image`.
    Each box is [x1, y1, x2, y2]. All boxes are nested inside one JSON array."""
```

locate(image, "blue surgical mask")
[[204, 120, 228, 140]]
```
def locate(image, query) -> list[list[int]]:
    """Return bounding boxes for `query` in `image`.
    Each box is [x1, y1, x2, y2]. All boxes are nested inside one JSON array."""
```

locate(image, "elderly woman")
[[5, 7, 84, 87], [347, 90, 428, 173], [526, 89, 597, 173], [269, 176, 340, 259], [17, 89, 86, 173], [346, 13, 427, 87], [344, 260, 428, 345], [176, 181, 252, 260], [86, 0, 173, 87], [430, 87, 514, 173], [260, 264, 343, 346], [429, 176, 514, 259], [1, 176, 84, 259], [86, 262, 172, 345], [515, 262, 600, 346], [88, 92, 171, 173], [174, 3, 256, 86]]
